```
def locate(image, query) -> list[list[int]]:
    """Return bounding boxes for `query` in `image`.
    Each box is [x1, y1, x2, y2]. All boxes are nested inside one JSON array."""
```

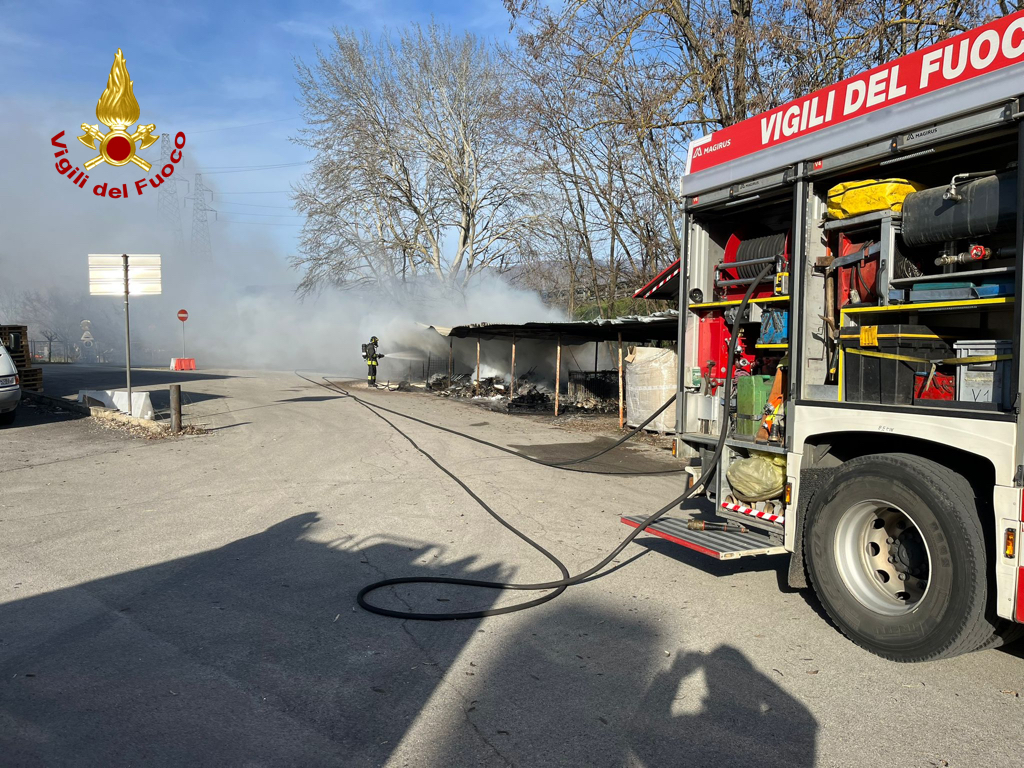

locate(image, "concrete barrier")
[[78, 389, 155, 420], [23, 391, 168, 435]]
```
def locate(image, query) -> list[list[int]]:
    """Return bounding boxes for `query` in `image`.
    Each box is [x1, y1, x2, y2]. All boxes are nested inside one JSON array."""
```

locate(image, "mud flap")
[[787, 467, 835, 589]]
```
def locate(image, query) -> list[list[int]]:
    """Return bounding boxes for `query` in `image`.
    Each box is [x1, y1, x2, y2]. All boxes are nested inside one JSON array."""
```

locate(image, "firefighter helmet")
[[370, 336, 379, 344]]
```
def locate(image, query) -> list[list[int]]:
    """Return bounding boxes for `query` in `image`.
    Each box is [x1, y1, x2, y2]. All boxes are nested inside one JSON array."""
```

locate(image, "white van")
[[0, 334, 22, 426]]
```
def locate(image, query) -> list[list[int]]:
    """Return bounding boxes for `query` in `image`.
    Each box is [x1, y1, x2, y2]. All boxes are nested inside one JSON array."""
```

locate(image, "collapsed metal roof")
[[424, 311, 680, 345]]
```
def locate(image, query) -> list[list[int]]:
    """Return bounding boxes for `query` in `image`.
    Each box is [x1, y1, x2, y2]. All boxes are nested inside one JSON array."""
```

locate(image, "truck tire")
[[0, 409, 15, 426], [804, 453, 995, 662], [973, 621, 1024, 652]]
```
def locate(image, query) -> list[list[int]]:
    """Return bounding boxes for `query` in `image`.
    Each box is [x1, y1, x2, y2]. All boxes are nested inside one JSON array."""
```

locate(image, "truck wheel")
[[0, 410, 15, 426], [805, 453, 995, 662], [973, 621, 1024, 652]]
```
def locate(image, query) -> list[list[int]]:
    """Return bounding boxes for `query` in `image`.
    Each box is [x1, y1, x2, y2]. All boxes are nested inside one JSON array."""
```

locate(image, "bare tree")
[[507, 1, 1011, 131], [505, 0, 1012, 313], [292, 22, 540, 296], [506, 3, 691, 314]]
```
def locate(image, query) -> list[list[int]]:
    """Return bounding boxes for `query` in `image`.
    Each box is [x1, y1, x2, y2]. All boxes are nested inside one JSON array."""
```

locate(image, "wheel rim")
[[833, 500, 931, 617]]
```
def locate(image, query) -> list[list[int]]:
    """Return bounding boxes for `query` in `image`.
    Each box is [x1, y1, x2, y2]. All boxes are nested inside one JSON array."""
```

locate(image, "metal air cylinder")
[[902, 171, 1017, 247]]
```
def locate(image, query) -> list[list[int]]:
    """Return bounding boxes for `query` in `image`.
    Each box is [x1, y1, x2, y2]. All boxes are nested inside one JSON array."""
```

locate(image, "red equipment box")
[[913, 371, 955, 402]]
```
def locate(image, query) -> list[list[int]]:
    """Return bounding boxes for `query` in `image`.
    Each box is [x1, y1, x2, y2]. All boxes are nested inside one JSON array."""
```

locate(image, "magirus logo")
[[50, 49, 188, 199]]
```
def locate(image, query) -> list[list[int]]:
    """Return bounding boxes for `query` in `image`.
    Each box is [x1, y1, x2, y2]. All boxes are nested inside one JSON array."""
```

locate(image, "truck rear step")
[[621, 515, 787, 560]]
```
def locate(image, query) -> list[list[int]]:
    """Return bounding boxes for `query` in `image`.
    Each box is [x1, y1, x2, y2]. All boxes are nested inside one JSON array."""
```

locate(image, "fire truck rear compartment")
[[803, 123, 1020, 411]]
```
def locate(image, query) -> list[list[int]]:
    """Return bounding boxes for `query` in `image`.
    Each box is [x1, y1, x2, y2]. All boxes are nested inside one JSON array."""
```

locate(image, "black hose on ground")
[[310, 264, 772, 620], [300, 372, 682, 476]]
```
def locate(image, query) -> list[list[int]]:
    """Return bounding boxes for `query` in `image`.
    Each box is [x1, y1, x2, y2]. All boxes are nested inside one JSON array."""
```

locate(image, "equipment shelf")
[[680, 432, 787, 455], [688, 295, 789, 313], [822, 209, 901, 232], [840, 297, 1014, 317], [889, 265, 1015, 286]]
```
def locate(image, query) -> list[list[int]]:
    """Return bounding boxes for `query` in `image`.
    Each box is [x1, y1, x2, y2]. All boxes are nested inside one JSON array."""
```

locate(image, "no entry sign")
[[177, 309, 188, 322]]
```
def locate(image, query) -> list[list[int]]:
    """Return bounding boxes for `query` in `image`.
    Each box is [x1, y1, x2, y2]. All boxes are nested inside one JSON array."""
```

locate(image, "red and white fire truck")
[[628, 11, 1024, 661]]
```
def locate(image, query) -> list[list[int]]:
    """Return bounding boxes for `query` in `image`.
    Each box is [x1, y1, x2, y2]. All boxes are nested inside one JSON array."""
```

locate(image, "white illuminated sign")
[[88, 254, 162, 296]]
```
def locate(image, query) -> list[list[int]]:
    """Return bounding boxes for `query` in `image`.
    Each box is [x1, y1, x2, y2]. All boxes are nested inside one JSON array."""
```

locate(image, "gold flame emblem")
[[77, 49, 159, 171]]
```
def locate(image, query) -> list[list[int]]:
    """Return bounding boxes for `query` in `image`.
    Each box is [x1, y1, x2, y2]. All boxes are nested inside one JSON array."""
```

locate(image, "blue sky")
[[1, 0, 513, 268]]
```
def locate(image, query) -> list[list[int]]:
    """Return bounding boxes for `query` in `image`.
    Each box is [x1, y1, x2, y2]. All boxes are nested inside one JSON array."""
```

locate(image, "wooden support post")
[[511, 334, 516, 397], [555, 335, 561, 417], [448, 338, 453, 384], [170, 384, 182, 434], [594, 342, 599, 372], [617, 332, 624, 430], [476, 338, 481, 395]]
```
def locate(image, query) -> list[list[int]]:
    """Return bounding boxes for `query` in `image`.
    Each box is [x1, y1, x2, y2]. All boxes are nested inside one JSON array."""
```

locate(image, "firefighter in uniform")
[[364, 336, 384, 387]]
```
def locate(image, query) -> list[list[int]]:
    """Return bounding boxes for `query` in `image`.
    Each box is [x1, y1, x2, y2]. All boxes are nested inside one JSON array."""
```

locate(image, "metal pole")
[[122, 253, 132, 413], [618, 332, 624, 430], [594, 342, 599, 372], [676, 212, 691, 448], [555, 335, 561, 417], [1013, 120, 1024, 472], [511, 334, 516, 398], [476, 338, 481, 395], [449, 338, 453, 385], [170, 384, 181, 434], [181, 321, 185, 360]]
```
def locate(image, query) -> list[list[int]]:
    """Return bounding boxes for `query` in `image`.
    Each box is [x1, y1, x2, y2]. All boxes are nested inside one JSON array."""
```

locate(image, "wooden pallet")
[[0, 325, 30, 367], [0, 325, 28, 344], [18, 367, 42, 392], [1, 325, 41, 389]]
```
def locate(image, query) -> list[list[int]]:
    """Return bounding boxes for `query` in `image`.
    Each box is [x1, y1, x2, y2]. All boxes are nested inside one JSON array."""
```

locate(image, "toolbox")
[[840, 325, 952, 405], [953, 340, 1012, 409], [913, 370, 956, 402]]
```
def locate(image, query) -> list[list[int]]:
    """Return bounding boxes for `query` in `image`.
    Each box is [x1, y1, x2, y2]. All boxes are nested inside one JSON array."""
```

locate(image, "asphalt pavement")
[[1, 365, 1022, 767]]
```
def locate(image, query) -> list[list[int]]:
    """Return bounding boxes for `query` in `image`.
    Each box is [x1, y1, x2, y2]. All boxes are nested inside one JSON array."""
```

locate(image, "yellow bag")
[[826, 179, 924, 220], [726, 451, 787, 502]]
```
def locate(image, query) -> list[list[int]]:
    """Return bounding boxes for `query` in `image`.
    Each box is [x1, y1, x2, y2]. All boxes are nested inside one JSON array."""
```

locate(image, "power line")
[[199, 161, 309, 175], [213, 210, 302, 218], [187, 116, 300, 135], [213, 190, 292, 195], [200, 161, 307, 170], [216, 201, 296, 209], [215, 218, 305, 227]]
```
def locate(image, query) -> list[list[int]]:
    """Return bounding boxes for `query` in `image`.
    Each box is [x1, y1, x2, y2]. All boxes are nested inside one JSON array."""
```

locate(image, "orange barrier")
[[170, 358, 196, 371]]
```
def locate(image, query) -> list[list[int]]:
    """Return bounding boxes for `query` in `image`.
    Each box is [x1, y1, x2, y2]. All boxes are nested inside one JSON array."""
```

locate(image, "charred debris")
[[414, 311, 680, 419]]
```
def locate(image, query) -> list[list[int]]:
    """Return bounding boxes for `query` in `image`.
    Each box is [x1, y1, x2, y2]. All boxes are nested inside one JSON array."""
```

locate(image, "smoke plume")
[[1, 116, 571, 379]]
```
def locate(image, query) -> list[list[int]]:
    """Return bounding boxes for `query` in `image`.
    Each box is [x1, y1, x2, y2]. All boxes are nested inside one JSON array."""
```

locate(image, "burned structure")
[[424, 311, 679, 427]]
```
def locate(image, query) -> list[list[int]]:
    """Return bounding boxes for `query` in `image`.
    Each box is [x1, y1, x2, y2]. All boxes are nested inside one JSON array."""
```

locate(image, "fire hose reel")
[[716, 232, 790, 300]]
